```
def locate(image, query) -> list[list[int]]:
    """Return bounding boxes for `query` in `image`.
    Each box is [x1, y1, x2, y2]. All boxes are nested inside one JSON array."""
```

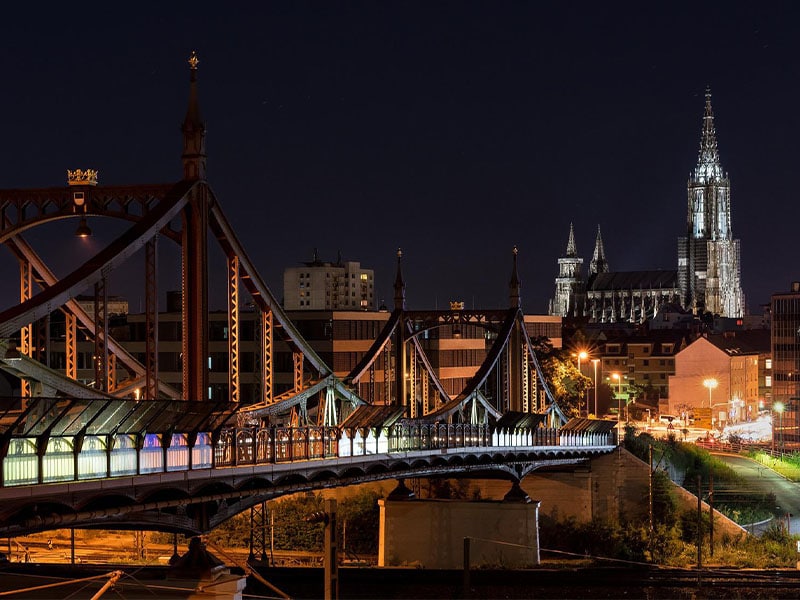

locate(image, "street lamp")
[[611, 372, 622, 428], [703, 378, 718, 428], [703, 378, 718, 408], [573, 350, 589, 416], [576, 350, 588, 372], [774, 401, 785, 456], [591, 358, 600, 417]]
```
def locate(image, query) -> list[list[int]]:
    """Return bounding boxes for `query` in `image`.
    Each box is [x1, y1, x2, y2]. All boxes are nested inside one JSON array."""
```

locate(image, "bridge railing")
[[1, 422, 614, 488], [214, 426, 340, 467], [493, 427, 615, 448]]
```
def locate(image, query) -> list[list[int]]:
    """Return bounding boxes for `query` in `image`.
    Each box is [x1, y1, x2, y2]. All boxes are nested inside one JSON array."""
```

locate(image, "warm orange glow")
[[75, 216, 92, 238]]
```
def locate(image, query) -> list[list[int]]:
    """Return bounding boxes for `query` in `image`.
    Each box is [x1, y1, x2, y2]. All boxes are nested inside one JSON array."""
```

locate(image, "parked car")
[[658, 414, 677, 425]]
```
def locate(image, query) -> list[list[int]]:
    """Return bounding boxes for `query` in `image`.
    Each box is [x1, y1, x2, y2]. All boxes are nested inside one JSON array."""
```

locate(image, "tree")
[[531, 337, 592, 417]]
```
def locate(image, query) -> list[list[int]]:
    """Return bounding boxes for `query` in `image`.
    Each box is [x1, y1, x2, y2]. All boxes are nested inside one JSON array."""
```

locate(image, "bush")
[[338, 489, 382, 555]]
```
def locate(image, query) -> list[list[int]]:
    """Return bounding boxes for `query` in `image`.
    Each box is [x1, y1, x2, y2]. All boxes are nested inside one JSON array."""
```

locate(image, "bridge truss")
[[0, 54, 565, 432]]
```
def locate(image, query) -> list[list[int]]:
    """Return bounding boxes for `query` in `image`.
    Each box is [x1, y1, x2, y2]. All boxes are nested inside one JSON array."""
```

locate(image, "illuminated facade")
[[677, 88, 745, 317], [668, 333, 767, 426]]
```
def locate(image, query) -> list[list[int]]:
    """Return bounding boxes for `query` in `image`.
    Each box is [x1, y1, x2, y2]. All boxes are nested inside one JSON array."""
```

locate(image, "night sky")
[[0, 2, 798, 315]]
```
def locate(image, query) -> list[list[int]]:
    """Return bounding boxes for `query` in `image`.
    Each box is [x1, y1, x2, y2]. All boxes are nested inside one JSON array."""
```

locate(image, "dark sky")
[[0, 1, 798, 315]]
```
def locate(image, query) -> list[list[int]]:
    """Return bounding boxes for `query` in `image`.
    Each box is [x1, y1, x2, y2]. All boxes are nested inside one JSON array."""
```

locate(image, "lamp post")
[[591, 358, 600, 417], [703, 378, 718, 428], [774, 401, 785, 456], [703, 378, 718, 408], [611, 372, 622, 429], [574, 350, 588, 416]]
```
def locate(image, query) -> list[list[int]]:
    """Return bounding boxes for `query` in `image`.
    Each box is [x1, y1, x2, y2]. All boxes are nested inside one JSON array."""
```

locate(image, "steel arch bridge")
[[0, 54, 615, 536], [0, 53, 564, 432]]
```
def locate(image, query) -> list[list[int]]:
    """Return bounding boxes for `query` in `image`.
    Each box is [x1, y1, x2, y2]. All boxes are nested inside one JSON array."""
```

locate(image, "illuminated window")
[[766, 376, 772, 387], [766, 359, 772, 369]]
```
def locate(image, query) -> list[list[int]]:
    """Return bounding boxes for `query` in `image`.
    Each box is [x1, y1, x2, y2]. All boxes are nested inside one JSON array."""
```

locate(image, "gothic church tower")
[[678, 89, 744, 317], [549, 223, 584, 317], [589, 225, 609, 275]]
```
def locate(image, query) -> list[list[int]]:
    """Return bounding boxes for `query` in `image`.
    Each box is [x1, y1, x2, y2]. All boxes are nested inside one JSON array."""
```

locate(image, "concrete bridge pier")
[[503, 481, 532, 503], [167, 536, 247, 600], [386, 478, 416, 500]]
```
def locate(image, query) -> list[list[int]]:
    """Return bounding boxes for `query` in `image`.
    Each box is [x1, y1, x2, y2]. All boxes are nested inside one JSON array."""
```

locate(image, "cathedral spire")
[[509, 246, 521, 308], [679, 89, 743, 318], [181, 51, 207, 181], [695, 86, 722, 181], [566, 222, 578, 257], [393, 248, 405, 310], [589, 225, 609, 275]]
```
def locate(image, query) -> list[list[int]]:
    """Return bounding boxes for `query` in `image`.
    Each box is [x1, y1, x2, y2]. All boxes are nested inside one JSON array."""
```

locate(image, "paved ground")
[[709, 452, 800, 536]]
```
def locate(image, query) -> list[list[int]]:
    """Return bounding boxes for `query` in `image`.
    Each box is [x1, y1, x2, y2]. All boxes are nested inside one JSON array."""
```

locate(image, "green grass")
[[746, 451, 800, 482]]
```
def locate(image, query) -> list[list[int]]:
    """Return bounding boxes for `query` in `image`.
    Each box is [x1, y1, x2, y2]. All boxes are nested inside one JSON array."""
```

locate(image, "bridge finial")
[[394, 248, 405, 310], [181, 50, 207, 181], [509, 245, 521, 308]]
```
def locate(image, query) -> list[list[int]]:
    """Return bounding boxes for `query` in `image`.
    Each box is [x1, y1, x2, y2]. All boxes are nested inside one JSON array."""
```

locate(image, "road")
[[710, 452, 800, 536]]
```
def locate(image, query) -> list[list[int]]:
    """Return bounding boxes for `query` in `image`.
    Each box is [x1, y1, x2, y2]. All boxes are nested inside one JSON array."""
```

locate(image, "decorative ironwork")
[[228, 255, 240, 403], [19, 258, 31, 398], [67, 169, 99, 186], [261, 309, 273, 404]]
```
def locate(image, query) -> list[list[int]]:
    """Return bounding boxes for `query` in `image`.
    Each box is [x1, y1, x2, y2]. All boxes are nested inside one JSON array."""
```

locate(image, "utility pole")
[[648, 445, 654, 561], [696, 475, 702, 585], [306, 499, 338, 600], [709, 472, 714, 557]]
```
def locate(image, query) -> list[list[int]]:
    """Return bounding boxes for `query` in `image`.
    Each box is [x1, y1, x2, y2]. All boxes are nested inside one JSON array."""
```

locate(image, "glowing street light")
[[573, 349, 589, 416], [703, 378, 718, 409], [576, 350, 588, 372]]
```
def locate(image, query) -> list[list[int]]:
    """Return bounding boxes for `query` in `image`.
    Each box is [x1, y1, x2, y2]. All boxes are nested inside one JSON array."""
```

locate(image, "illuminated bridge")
[[0, 53, 617, 537]]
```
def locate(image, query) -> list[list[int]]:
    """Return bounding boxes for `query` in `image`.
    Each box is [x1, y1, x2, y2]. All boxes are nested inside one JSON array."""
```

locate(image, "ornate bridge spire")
[[589, 225, 609, 275], [509, 246, 521, 308], [393, 248, 405, 310], [181, 50, 207, 181]]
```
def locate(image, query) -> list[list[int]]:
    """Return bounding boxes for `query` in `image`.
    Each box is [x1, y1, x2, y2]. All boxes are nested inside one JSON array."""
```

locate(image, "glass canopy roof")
[[0, 397, 238, 438]]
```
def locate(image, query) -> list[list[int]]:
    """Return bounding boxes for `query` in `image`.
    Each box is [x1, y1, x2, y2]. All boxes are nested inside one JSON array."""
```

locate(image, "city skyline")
[[0, 2, 798, 314]]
